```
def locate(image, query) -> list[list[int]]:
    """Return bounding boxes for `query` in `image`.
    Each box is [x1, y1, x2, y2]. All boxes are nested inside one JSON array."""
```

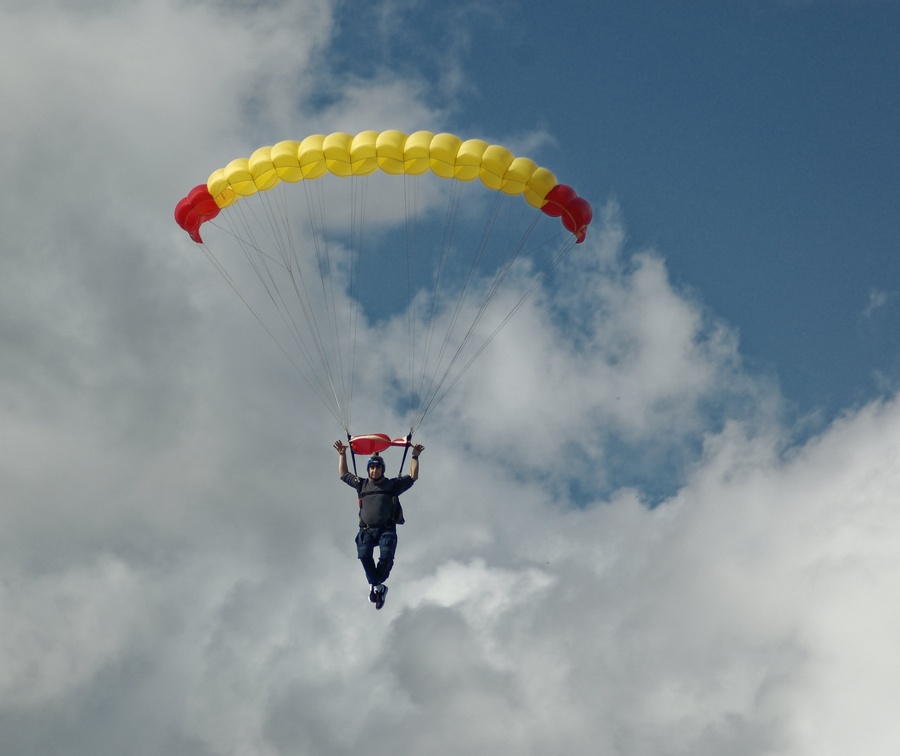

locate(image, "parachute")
[[175, 129, 592, 438]]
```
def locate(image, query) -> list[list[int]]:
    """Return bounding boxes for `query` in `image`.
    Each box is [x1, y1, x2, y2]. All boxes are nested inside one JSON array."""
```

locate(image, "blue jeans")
[[355, 526, 397, 586]]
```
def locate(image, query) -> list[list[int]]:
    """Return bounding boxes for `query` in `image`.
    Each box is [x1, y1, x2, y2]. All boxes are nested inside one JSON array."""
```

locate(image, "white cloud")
[[862, 287, 897, 320], [0, 557, 141, 707]]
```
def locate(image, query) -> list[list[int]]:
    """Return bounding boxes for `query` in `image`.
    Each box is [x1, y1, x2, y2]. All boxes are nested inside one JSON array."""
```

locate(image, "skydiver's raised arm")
[[334, 440, 348, 477], [409, 444, 424, 481]]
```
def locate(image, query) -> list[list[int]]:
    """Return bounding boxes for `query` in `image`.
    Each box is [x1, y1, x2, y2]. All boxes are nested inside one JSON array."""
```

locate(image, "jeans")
[[355, 526, 397, 586]]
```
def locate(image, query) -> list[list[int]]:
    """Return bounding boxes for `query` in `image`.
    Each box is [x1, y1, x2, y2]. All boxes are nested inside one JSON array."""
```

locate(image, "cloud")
[[2, 1, 900, 755], [862, 288, 897, 319], [0, 557, 141, 708]]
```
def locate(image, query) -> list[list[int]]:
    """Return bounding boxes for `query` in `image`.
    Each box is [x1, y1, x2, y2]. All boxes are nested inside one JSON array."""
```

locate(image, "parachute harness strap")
[[347, 431, 358, 476], [397, 432, 413, 475]]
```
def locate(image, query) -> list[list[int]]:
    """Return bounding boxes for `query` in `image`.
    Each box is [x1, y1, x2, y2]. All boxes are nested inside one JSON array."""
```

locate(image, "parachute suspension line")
[[326, 177, 362, 430], [272, 185, 349, 424], [262, 185, 347, 417], [410, 205, 534, 427], [421, 231, 579, 421], [347, 175, 369, 433], [225, 184, 340, 413], [195, 232, 344, 428], [299, 179, 351, 428], [256, 183, 346, 427], [412, 179, 463, 427], [261, 194, 337, 381], [442, 204, 542, 367], [403, 174, 422, 430], [214, 199, 328, 381], [309, 180, 347, 420], [409, 187, 505, 430]]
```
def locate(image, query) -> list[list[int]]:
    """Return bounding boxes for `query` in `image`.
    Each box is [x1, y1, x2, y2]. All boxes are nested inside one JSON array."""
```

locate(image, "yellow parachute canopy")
[[174, 129, 592, 432]]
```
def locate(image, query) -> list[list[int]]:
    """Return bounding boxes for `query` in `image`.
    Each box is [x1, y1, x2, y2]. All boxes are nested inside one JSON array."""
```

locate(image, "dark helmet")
[[367, 454, 384, 470]]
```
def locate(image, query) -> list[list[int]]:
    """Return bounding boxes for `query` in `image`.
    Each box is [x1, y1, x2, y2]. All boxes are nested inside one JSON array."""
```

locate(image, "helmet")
[[367, 454, 384, 470]]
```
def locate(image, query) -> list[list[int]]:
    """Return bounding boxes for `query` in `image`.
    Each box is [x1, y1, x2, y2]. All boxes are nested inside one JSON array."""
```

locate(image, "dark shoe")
[[369, 586, 377, 603], [374, 584, 388, 610]]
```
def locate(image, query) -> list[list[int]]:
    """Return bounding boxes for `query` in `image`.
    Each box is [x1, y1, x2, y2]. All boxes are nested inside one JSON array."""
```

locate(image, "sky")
[[1, 1, 899, 755]]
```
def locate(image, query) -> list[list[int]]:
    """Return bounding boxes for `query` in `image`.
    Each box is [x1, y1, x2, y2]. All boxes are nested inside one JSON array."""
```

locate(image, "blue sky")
[[329, 0, 900, 423], [2, 2, 900, 755]]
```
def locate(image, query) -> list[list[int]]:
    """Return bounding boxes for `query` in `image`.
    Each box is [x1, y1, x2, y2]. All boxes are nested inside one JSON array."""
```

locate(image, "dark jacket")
[[341, 472, 414, 528]]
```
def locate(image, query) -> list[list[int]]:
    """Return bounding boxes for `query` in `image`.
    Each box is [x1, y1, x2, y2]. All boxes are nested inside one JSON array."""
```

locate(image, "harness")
[[357, 483, 405, 528], [344, 432, 414, 529]]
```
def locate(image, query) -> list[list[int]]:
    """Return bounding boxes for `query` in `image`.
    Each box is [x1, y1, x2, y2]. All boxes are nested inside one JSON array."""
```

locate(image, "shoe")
[[368, 586, 377, 603], [374, 584, 388, 610]]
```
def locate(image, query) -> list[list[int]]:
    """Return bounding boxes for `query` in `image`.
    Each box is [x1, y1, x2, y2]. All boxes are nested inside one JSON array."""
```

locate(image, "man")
[[333, 439, 425, 609]]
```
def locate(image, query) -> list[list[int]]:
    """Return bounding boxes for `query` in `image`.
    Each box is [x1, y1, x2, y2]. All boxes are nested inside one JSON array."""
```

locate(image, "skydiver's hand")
[[334, 440, 347, 455], [412, 443, 424, 458]]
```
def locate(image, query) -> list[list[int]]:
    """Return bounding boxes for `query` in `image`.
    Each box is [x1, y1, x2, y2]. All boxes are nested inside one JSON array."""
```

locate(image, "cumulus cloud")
[[2, 2, 899, 755]]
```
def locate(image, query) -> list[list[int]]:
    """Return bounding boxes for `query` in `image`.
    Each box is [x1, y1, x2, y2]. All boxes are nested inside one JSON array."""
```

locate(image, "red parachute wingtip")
[[175, 184, 218, 244], [541, 184, 592, 241]]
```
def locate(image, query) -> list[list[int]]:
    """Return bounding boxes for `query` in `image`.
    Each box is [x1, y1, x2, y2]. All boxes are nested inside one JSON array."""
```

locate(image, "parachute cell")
[[174, 184, 220, 243]]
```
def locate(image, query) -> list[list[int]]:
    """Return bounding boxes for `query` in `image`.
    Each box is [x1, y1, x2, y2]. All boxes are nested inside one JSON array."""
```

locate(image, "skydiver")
[[333, 439, 425, 610]]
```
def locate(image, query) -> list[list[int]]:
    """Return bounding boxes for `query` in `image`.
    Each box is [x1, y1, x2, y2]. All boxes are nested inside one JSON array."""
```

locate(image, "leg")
[[355, 528, 378, 585], [374, 530, 398, 585]]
